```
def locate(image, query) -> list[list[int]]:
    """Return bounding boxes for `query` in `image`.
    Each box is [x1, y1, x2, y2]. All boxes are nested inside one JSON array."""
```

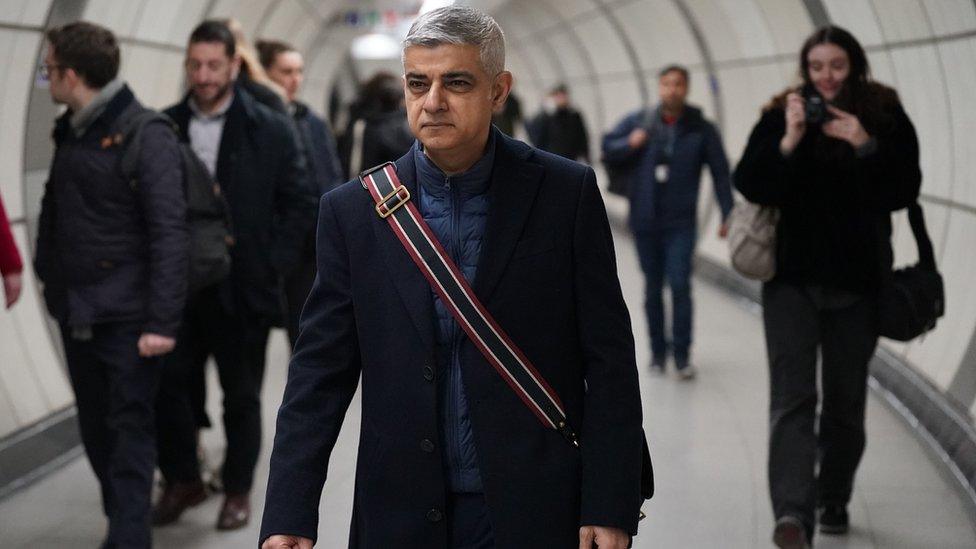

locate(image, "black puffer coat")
[[35, 85, 189, 336]]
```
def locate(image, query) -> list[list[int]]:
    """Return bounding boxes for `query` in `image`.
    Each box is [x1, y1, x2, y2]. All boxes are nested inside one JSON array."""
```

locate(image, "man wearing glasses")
[[35, 21, 189, 549]]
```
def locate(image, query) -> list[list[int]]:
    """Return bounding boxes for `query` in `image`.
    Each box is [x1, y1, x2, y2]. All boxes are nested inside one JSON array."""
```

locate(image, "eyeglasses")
[[39, 63, 62, 79]]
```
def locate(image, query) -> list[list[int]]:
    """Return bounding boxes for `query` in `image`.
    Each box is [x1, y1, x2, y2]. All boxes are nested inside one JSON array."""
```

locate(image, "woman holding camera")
[[734, 26, 921, 549]]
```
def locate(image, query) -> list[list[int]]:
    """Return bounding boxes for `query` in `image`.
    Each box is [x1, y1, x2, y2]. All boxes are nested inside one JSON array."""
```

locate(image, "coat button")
[[423, 365, 434, 381], [421, 439, 435, 453], [426, 508, 443, 522]]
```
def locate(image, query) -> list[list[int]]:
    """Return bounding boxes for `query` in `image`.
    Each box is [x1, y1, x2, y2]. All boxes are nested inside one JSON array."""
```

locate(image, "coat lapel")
[[473, 132, 543, 301], [370, 151, 436, 352], [216, 96, 246, 189]]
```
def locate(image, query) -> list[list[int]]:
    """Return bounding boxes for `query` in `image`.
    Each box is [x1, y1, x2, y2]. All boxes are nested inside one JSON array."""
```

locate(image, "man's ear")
[[492, 71, 513, 109], [231, 54, 243, 80]]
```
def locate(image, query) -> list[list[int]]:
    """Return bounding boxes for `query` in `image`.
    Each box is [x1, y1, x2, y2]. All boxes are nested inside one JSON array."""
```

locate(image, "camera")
[[802, 85, 830, 125]]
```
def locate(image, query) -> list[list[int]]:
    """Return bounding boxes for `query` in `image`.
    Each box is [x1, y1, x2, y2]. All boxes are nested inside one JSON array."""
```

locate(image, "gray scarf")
[[70, 78, 125, 137]]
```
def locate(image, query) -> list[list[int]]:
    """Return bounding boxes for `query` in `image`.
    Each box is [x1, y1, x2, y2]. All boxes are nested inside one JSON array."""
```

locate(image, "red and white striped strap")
[[360, 162, 578, 446]]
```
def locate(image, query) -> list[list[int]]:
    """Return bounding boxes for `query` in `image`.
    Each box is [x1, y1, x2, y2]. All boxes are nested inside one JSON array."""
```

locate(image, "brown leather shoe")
[[216, 493, 251, 530], [152, 480, 208, 526]]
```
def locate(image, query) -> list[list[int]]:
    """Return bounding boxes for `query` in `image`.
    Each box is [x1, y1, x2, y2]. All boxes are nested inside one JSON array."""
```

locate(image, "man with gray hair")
[[260, 6, 647, 549]]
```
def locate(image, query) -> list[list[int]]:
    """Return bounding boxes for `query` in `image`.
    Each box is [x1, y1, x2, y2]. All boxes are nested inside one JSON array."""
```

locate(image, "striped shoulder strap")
[[360, 162, 579, 447]]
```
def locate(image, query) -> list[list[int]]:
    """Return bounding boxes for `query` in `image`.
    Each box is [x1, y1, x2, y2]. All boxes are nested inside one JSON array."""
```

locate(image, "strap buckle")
[[557, 420, 579, 448], [359, 161, 396, 190], [375, 185, 411, 219]]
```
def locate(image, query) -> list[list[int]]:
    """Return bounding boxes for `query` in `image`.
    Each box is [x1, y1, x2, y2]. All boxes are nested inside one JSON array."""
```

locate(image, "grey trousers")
[[762, 280, 878, 535]]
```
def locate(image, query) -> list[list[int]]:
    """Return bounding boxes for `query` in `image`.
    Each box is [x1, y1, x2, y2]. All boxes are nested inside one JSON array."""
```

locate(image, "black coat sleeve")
[[34, 177, 57, 285], [854, 103, 922, 211], [137, 122, 189, 337], [733, 109, 806, 207], [573, 168, 644, 534], [259, 194, 362, 545]]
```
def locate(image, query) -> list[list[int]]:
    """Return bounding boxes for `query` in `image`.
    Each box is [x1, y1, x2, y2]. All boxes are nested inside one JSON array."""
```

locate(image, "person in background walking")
[[602, 64, 733, 379], [257, 38, 345, 348], [735, 26, 921, 549], [527, 83, 590, 163]]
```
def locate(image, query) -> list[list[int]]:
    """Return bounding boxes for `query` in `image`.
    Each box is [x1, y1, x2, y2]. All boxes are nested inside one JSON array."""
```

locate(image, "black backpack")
[[120, 110, 233, 294], [879, 203, 945, 341], [602, 107, 653, 197]]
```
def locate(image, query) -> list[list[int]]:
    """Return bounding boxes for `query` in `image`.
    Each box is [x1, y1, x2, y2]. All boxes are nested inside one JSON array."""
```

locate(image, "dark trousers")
[[284, 231, 317, 350], [763, 280, 878, 534], [634, 226, 696, 365], [156, 285, 271, 494], [63, 322, 161, 549], [447, 492, 495, 549]]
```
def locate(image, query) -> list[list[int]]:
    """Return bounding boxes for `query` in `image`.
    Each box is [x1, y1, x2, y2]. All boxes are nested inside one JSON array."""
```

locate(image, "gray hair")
[[402, 6, 505, 75]]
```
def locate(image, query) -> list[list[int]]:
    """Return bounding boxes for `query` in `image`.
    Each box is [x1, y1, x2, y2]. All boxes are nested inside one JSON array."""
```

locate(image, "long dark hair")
[[799, 26, 870, 92], [768, 25, 898, 133]]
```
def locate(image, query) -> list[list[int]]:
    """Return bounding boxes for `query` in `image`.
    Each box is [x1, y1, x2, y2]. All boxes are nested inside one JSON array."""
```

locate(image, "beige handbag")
[[728, 199, 779, 281]]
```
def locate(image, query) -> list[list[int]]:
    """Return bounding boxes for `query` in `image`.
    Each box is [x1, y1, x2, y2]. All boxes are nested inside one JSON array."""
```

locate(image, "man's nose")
[[423, 83, 446, 112]]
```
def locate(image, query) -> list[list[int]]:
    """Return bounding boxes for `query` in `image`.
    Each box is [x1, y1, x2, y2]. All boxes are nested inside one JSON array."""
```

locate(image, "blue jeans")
[[634, 227, 696, 366]]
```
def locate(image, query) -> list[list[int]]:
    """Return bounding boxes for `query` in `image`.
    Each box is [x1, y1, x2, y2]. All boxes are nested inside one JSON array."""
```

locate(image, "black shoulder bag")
[[603, 108, 653, 197], [879, 202, 945, 341]]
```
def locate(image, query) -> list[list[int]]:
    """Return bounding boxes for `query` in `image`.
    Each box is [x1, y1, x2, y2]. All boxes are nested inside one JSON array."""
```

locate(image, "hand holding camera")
[[780, 87, 870, 155], [780, 92, 806, 155]]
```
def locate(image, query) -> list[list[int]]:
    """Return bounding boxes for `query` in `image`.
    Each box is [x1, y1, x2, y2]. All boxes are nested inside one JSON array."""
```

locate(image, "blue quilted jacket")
[[413, 135, 495, 492]]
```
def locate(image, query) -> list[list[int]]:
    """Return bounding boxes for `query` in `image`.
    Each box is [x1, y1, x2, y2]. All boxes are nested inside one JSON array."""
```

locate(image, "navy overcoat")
[[260, 130, 644, 548]]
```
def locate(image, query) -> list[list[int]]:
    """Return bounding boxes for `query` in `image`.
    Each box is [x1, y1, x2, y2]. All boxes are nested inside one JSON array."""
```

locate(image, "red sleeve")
[[0, 193, 24, 276]]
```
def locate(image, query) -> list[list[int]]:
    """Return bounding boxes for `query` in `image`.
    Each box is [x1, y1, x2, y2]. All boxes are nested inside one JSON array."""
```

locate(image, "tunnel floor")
[[1, 210, 974, 548]]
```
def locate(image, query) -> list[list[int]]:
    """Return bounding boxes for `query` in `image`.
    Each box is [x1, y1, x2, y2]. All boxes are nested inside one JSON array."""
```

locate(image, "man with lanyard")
[[259, 6, 646, 549], [602, 64, 734, 379]]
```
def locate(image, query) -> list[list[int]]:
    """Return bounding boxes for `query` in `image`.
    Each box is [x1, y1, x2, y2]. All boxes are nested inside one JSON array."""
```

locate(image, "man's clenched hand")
[[579, 525, 630, 549]]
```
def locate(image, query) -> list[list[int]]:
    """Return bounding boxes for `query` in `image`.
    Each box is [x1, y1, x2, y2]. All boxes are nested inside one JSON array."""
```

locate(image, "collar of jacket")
[[652, 103, 704, 130], [292, 100, 310, 119], [54, 84, 136, 144], [413, 128, 496, 198], [168, 82, 261, 140]]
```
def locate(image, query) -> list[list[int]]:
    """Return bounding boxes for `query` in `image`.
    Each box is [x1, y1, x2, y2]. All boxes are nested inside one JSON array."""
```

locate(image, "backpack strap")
[[119, 110, 178, 189]]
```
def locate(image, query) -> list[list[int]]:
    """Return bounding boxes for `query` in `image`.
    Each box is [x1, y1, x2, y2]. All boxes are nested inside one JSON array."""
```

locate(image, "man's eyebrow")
[[442, 71, 475, 80], [405, 72, 430, 80]]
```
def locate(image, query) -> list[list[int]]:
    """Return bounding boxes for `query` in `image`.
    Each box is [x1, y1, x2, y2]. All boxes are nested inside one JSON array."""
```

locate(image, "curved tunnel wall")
[[1, 0, 975, 501]]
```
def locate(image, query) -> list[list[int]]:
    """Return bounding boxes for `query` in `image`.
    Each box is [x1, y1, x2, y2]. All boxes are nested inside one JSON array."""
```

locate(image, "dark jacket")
[[733, 90, 921, 293], [240, 73, 288, 115], [603, 105, 733, 232], [164, 85, 315, 320], [414, 139, 494, 493], [339, 109, 414, 179], [260, 130, 644, 547], [293, 101, 344, 196], [35, 85, 188, 336], [527, 107, 590, 163]]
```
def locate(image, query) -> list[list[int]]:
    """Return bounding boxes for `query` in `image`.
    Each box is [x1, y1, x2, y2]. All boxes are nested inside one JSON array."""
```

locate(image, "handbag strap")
[[906, 202, 936, 271], [360, 162, 579, 447]]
